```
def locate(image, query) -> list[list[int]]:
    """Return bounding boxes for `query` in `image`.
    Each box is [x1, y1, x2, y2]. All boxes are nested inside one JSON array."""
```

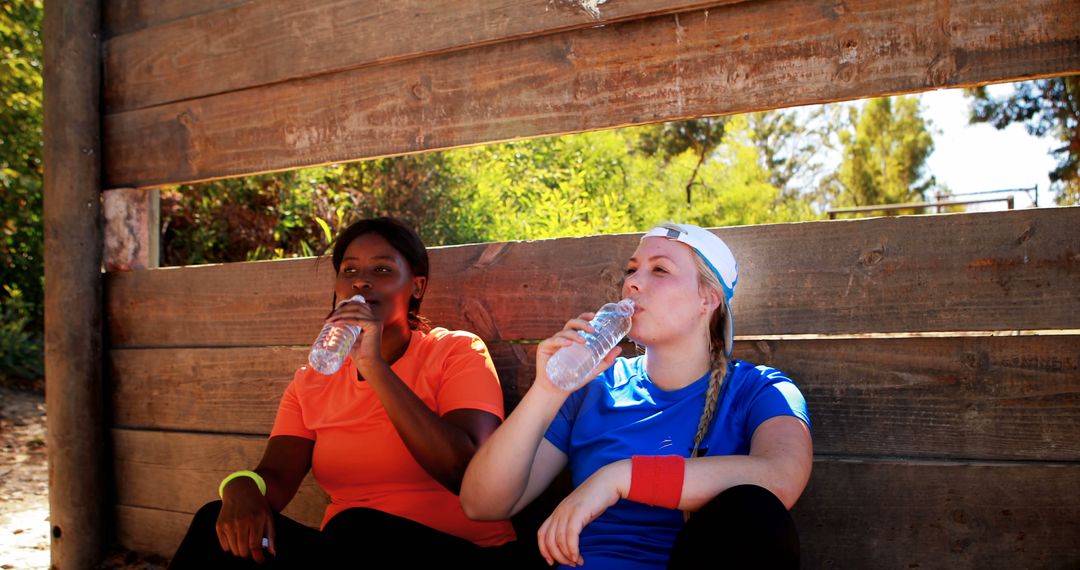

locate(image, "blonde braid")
[[685, 301, 729, 522], [690, 357, 726, 458], [687, 250, 731, 459]]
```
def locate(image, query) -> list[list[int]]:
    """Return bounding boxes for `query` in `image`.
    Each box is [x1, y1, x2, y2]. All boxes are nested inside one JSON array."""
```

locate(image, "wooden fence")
[[42, 0, 1080, 566], [106, 207, 1080, 567]]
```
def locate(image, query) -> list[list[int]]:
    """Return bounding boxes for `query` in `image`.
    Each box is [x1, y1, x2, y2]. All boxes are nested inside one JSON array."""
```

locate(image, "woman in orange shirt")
[[169, 217, 518, 568]]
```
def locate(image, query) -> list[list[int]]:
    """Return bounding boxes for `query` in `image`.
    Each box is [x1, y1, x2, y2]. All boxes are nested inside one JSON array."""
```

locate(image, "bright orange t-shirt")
[[270, 327, 516, 547]]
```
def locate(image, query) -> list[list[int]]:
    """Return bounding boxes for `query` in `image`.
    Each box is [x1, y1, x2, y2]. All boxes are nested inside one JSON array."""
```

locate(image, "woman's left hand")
[[537, 459, 630, 567]]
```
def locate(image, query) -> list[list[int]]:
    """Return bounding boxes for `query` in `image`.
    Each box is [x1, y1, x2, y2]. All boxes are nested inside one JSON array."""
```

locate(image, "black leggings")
[[167, 501, 522, 569], [667, 484, 800, 569]]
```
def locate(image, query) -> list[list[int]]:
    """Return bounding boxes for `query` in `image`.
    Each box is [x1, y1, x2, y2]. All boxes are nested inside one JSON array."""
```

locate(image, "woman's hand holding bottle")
[[537, 304, 628, 394]]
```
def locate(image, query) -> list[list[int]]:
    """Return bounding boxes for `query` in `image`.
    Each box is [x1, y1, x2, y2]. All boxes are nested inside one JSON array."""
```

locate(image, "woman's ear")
[[700, 286, 722, 314], [412, 276, 428, 299]]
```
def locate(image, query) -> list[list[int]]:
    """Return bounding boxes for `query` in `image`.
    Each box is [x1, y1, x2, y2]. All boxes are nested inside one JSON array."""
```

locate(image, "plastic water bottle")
[[546, 298, 635, 391], [307, 294, 365, 375]]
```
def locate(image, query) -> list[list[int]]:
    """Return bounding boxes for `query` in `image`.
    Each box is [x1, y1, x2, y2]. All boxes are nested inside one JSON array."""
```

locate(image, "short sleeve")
[[744, 367, 812, 435], [270, 378, 316, 440], [435, 333, 506, 420], [543, 385, 588, 454]]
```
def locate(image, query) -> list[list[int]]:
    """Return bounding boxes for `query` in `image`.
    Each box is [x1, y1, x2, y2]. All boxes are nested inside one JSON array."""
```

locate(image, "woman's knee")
[[701, 484, 788, 518], [669, 485, 799, 569]]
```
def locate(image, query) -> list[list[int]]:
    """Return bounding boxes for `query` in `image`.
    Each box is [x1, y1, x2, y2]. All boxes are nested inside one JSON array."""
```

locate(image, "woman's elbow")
[[459, 490, 507, 521], [771, 466, 811, 510], [459, 475, 516, 521], [774, 485, 802, 510]]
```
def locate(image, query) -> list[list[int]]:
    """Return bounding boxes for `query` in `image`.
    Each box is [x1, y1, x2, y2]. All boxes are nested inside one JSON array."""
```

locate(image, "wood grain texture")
[[109, 335, 1080, 461], [104, 0, 746, 112], [43, 0, 108, 566], [115, 505, 191, 560], [102, 0, 1080, 188], [793, 460, 1080, 569], [112, 430, 328, 528], [105, 208, 1080, 347], [107, 343, 560, 434], [102, 0, 247, 36], [113, 450, 1080, 567]]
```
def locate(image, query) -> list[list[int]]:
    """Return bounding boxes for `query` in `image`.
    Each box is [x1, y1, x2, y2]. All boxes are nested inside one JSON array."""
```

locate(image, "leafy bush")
[[0, 285, 43, 382], [1, 0, 44, 386]]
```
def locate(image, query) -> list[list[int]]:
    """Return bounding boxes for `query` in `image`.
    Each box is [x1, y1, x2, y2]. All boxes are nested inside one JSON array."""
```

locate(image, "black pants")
[[168, 501, 522, 569], [667, 484, 800, 569]]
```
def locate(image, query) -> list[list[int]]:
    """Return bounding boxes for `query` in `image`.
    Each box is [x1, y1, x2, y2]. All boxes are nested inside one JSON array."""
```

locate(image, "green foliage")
[[820, 96, 936, 212], [634, 118, 728, 205], [966, 77, 1080, 205], [163, 114, 819, 261], [0, 284, 42, 381], [434, 116, 808, 244], [0, 0, 43, 383], [160, 153, 481, 264]]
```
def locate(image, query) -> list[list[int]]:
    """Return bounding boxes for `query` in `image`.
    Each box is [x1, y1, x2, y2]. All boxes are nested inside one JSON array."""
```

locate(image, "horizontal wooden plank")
[[742, 335, 1080, 462], [109, 346, 303, 434], [105, 208, 1080, 347], [110, 335, 1080, 461], [106, 343, 544, 434], [103, 0, 248, 37], [114, 452, 1080, 568], [102, 0, 1080, 188], [104, 0, 746, 112], [116, 504, 191, 560], [793, 460, 1080, 569], [112, 429, 328, 528]]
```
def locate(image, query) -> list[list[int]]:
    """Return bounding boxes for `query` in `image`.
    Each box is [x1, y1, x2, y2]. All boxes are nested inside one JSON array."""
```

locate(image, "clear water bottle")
[[307, 294, 365, 375], [546, 298, 635, 391]]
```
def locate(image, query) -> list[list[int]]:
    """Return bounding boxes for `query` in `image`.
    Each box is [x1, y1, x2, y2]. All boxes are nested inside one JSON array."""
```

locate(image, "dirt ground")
[[0, 382, 168, 570]]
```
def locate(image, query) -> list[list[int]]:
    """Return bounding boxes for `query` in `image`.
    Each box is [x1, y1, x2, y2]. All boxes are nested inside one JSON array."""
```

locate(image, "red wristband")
[[627, 455, 685, 509]]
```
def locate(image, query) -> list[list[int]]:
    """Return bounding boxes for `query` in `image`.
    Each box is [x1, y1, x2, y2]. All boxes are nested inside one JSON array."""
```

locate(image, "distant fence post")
[[43, 0, 107, 567]]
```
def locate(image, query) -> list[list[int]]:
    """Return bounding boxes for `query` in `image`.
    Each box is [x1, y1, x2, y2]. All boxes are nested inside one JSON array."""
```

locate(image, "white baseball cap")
[[641, 223, 739, 358]]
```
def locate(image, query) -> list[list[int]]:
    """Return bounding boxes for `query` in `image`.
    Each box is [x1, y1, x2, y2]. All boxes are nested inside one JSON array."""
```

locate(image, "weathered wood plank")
[[110, 334, 1080, 461], [102, 0, 248, 37], [793, 460, 1080, 569], [114, 452, 1080, 568], [112, 430, 328, 528], [742, 335, 1080, 462], [102, 0, 1080, 188], [115, 505, 191, 560], [105, 208, 1080, 347], [109, 346, 311, 434], [106, 343, 540, 434], [104, 0, 747, 112]]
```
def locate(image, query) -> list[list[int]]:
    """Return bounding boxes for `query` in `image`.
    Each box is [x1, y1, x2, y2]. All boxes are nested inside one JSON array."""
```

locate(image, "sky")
[[919, 84, 1057, 210]]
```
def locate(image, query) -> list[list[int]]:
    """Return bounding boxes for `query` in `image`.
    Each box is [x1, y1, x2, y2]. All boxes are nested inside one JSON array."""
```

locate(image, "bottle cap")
[[336, 294, 366, 309]]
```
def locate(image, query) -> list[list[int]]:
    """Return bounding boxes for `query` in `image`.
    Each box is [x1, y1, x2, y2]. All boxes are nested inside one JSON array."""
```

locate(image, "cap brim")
[[722, 297, 734, 359]]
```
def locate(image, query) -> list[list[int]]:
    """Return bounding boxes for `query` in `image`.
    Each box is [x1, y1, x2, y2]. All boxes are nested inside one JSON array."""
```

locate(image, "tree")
[[746, 107, 836, 198], [634, 118, 728, 205], [819, 96, 936, 213], [965, 77, 1080, 205], [0, 0, 44, 381]]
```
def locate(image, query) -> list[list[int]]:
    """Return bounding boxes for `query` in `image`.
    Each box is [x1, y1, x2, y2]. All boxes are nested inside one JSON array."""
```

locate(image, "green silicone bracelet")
[[219, 470, 267, 498]]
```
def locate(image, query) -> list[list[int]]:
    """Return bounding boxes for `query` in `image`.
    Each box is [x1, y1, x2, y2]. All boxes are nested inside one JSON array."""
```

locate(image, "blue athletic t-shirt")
[[543, 356, 811, 570]]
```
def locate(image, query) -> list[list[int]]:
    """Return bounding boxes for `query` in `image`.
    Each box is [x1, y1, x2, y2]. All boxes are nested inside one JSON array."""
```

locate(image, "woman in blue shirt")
[[461, 223, 813, 569]]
